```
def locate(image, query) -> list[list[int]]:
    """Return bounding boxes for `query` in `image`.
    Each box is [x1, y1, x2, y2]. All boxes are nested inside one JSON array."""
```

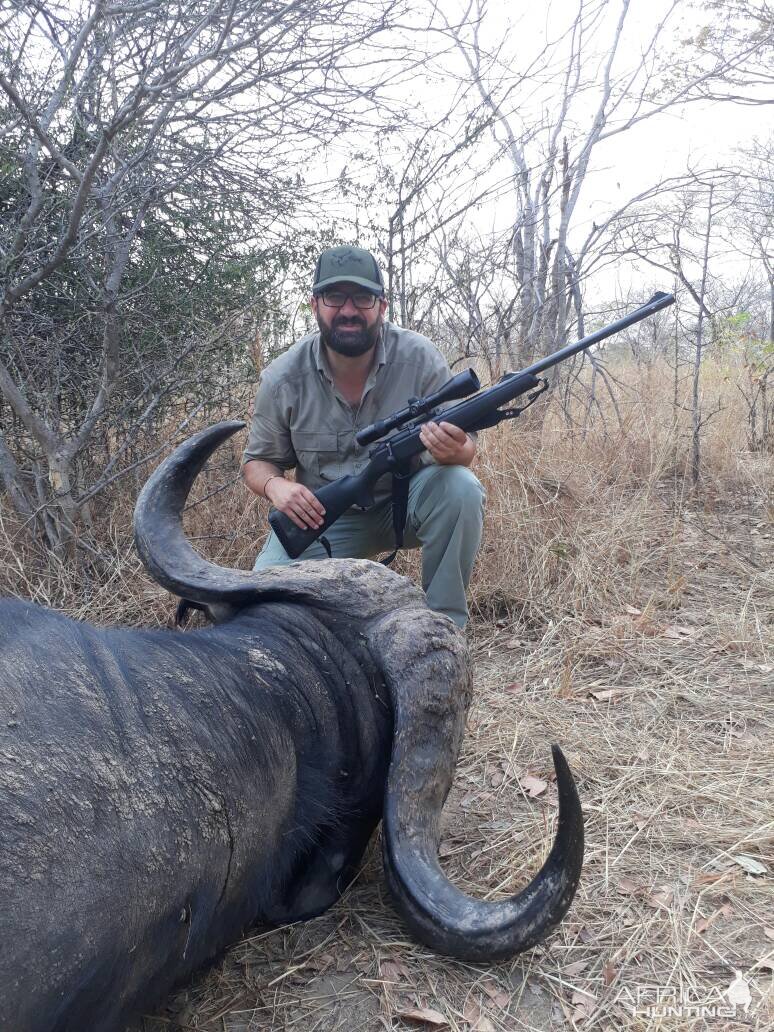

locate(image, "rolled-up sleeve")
[[241, 376, 297, 470]]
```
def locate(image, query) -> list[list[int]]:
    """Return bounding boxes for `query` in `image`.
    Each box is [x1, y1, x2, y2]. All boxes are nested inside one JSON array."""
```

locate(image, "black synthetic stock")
[[269, 292, 675, 559], [269, 467, 391, 559]]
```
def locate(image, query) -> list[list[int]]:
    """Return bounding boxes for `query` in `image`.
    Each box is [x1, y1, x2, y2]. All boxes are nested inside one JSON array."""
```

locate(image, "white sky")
[[313, 0, 771, 302]]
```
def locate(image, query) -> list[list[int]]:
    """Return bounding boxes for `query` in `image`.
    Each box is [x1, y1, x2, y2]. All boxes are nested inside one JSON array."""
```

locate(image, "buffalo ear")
[[175, 598, 208, 627], [174, 598, 239, 627]]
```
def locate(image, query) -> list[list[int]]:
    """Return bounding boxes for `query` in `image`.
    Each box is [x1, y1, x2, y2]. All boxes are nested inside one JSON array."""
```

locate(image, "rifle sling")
[[380, 463, 412, 567]]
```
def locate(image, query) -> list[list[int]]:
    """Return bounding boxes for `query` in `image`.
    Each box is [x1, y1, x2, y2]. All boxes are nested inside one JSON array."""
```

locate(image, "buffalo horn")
[[383, 743, 584, 960], [134, 421, 274, 605]]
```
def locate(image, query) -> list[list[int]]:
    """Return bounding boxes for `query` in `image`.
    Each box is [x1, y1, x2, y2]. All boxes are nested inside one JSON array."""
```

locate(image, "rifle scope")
[[356, 368, 481, 446]]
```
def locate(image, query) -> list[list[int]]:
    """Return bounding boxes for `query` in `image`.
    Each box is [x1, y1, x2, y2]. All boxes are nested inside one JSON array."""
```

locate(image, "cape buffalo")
[[0, 421, 584, 1032]]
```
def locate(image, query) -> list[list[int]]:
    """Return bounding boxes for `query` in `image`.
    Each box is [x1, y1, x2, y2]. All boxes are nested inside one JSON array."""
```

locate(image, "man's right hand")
[[265, 478, 326, 530]]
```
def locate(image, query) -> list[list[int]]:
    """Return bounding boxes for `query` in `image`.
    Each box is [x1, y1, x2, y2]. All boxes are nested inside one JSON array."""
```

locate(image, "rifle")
[[269, 291, 675, 559]]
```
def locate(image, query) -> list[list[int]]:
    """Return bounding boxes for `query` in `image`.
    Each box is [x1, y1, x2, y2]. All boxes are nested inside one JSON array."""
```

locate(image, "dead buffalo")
[[0, 421, 583, 1032]]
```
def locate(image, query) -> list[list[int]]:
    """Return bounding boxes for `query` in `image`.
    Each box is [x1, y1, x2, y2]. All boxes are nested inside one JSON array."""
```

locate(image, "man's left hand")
[[419, 421, 476, 467]]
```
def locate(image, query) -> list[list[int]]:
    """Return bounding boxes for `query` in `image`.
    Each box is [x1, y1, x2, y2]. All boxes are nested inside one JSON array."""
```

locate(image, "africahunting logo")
[[622, 972, 752, 1019]]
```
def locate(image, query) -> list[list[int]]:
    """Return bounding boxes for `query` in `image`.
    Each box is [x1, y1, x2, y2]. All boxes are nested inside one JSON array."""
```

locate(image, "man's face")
[[312, 281, 388, 358]]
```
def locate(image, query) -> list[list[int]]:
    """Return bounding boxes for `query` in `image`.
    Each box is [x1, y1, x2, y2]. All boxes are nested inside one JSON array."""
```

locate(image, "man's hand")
[[266, 478, 326, 530], [419, 421, 476, 467]]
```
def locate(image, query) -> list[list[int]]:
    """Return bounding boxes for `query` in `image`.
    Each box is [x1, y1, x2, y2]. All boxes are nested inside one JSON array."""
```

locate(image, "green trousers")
[[253, 464, 485, 627]]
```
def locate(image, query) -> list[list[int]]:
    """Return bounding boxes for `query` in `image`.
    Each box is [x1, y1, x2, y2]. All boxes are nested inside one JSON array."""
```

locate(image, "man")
[[242, 245, 485, 627]]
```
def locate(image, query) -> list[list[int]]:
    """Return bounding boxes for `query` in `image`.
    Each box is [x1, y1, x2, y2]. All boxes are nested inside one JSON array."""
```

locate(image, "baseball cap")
[[312, 246, 384, 295]]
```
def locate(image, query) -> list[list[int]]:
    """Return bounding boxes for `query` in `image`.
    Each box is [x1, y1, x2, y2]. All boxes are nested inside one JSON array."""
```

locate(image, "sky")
[[313, 0, 772, 307], [469, 1, 766, 216]]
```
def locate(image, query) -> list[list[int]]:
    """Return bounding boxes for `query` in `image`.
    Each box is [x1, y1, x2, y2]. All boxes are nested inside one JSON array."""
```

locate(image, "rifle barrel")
[[516, 292, 675, 381]]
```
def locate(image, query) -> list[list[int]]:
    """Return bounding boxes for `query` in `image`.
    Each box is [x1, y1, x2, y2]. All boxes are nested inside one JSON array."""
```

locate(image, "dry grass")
[[1, 356, 772, 1029]]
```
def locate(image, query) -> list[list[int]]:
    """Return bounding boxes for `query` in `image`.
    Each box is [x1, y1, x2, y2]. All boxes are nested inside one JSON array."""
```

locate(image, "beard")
[[317, 311, 382, 357]]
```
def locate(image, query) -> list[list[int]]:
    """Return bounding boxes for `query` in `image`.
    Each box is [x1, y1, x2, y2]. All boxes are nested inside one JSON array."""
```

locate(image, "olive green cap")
[[312, 246, 384, 295]]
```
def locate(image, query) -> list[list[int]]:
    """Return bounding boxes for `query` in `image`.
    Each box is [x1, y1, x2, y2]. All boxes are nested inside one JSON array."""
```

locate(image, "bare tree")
[[440, 0, 689, 359], [677, 0, 774, 106], [395, 0, 774, 369], [732, 135, 774, 449], [0, 0, 409, 558], [618, 170, 740, 481]]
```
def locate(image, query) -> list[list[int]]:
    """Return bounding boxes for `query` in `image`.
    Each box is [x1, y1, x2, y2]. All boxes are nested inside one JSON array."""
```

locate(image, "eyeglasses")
[[318, 290, 381, 310]]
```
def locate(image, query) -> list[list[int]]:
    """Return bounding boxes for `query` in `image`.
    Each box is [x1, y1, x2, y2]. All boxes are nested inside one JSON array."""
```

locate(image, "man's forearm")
[[243, 459, 284, 500]]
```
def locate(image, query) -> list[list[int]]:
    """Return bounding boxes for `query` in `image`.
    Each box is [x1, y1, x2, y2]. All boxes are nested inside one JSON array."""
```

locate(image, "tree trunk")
[[691, 183, 715, 486]]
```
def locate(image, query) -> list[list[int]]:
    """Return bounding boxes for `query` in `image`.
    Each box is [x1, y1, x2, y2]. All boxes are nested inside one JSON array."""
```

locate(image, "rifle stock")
[[269, 468, 383, 559], [267, 292, 675, 560]]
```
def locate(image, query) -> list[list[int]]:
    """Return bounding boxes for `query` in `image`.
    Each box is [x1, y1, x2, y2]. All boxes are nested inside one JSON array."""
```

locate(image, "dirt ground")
[[142, 499, 773, 1032]]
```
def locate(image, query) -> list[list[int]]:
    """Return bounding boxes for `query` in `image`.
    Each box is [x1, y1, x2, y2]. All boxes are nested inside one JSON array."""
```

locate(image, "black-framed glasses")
[[318, 290, 380, 310]]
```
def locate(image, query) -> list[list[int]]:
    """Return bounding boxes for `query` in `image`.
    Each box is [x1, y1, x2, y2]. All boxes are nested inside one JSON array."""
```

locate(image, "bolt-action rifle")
[[269, 291, 675, 559]]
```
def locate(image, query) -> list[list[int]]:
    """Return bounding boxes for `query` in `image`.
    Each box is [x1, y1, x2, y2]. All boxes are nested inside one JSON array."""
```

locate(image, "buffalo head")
[[134, 421, 584, 961]]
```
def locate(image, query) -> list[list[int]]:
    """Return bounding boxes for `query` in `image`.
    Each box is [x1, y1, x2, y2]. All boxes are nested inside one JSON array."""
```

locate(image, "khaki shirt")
[[243, 322, 452, 504]]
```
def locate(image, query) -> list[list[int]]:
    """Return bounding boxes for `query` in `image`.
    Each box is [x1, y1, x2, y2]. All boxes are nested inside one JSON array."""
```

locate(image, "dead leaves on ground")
[[587, 605, 701, 644], [694, 901, 733, 934], [393, 999, 500, 1031], [731, 853, 768, 876], [379, 955, 450, 1029], [461, 999, 496, 1032], [612, 871, 754, 931], [614, 876, 675, 910], [456, 759, 555, 807], [379, 947, 634, 1029], [519, 773, 549, 798], [396, 1005, 449, 1027], [380, 958, 412, 984], [565, 989, 597, 1024], [587, 687, 624, 703], [379, 956, 511, 1030]]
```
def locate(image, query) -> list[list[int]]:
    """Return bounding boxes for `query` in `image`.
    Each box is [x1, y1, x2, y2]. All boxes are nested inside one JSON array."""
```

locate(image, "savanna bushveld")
[[0, 1, 771, 1030]]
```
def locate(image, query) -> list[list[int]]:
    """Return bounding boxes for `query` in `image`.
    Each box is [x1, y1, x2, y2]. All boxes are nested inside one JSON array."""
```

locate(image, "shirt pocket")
[[291, 431, 339, 479]]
